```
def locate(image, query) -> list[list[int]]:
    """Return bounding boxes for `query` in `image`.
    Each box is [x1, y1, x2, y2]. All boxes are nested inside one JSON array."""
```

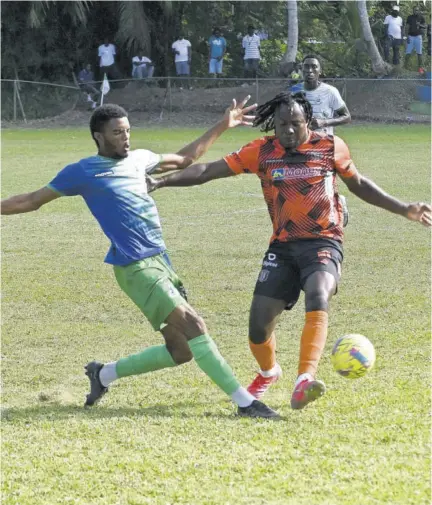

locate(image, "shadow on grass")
[[1, 402, 286, 423]]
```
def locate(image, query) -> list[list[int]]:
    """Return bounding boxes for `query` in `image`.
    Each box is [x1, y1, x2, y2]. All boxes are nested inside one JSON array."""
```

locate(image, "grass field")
[[1, 124, 430, 505]]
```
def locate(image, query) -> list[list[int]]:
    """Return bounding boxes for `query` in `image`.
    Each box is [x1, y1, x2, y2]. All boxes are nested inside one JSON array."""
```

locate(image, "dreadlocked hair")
[[253, 91, 313, 132]]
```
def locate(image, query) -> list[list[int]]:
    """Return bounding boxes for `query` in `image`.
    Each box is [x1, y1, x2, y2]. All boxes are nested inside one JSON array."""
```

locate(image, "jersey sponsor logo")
[[258, 269, 270, 282], [271, 167, 323, 180], [94, 170, 115, 177]]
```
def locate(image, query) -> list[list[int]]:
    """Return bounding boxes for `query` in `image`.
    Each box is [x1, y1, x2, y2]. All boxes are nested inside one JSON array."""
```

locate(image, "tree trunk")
[[356, 0, 392, 75], [280, 0, 298, 77]]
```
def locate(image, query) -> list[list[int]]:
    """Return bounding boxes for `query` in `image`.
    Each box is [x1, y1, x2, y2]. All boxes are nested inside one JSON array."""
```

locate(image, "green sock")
[[116, 345, 177, 378], [188, 334, 240, 395]]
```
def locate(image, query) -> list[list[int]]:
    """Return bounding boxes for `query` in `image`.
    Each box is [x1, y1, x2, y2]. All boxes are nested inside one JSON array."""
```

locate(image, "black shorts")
[[253, 239, 343, 310]]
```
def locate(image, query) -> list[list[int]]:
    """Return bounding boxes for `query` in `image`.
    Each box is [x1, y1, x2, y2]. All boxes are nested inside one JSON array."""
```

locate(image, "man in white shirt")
[[97, 38, 119, 80], [383, 6, 404, 65], [242, 25, 261, 78], [132, 51, 155, 79], [172, 34, 192, 89]]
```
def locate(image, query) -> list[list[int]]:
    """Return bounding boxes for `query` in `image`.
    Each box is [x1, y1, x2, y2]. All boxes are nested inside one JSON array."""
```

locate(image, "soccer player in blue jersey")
[[1, 100, 279, 419]]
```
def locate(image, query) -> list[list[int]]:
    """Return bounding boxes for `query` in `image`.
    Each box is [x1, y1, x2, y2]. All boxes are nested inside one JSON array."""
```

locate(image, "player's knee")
[[305, 289, 331, 312], [249, 320, 272, 345], [169, 345, 193, 365], [171, 304, 208, 339]]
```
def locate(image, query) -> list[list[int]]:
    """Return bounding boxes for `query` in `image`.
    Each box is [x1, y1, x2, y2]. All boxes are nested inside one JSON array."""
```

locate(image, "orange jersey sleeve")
[[334, 135, 358, 179], [224, 138, 265, 175]]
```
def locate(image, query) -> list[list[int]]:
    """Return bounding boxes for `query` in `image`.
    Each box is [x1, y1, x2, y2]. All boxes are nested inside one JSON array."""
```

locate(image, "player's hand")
[[310, 117, 325, 130], [146, 174, 161, 193], [223, 95, 257, 128], [405, 202, 431, 227]]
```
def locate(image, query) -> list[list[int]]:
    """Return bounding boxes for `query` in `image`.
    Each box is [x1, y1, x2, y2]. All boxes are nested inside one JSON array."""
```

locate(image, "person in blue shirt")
[[208, 28, 227, 78], [1, 100, 279, 419], [78, 63, 100, 109]]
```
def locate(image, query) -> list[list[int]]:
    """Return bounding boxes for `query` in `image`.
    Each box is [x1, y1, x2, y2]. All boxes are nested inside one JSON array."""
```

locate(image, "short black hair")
[[213, 27, 221, 33], [248, 25, 255, 30], [253, 92, 313, 132], [302, 54, 321, 65], [89, 103, 128, 146]]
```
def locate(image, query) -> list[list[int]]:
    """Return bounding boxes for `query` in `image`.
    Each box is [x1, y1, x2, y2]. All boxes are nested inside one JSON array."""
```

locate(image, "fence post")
[[13, 80, 17, 121], [15, 80, 27, 123], [168, 77, 172, 116], [255, 76, 259, 104]]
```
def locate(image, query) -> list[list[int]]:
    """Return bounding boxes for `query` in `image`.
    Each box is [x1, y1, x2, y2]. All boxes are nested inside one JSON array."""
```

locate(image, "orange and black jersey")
[[224, 132, 358, 244]]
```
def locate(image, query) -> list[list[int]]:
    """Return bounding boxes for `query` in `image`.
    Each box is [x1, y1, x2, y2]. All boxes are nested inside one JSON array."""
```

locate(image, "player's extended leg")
[[247, 294, 286, 399], [163, 304, 279, 419], [290, 271, 337, 410]]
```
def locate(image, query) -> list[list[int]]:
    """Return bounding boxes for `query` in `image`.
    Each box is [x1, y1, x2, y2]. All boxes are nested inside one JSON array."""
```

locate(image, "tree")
[[356, 0, 391, 75], [280, 0, 298, 76]]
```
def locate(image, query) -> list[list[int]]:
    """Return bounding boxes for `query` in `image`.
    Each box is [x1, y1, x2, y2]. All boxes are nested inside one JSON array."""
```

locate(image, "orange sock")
[[249, 333, 276, 372], [298, 311, 328, 377]]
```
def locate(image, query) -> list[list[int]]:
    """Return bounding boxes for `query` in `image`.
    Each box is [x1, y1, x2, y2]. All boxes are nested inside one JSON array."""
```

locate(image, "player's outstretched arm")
[[341, 170, 431, 227], [1, 187, 60, 215], [147, 159, 234, 192], [153, 96, 256, 173]]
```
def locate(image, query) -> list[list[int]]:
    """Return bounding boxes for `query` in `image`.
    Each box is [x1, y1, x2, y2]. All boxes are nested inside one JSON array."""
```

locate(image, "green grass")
[[1, 124, 430, 505]]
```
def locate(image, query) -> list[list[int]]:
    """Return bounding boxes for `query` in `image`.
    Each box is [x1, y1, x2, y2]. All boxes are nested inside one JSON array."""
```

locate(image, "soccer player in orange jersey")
[[147, 92, 431, 410]]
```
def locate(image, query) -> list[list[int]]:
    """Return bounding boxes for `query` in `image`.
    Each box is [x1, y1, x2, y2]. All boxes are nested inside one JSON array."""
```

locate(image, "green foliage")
[[1, 1, 431, 82]]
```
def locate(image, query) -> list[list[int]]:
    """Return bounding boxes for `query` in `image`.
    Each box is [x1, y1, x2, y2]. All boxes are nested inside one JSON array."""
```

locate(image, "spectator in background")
[[172, 34, 192, 89], [428, 24, 431, 55], [132, 51, 155, 79], [78, 63, 100, 109], [98, 38, 119, 80], [383, 6, 403, 66], [242, 25, 261, 79], [208, 28, 226, 78], [404, 5, 426, 73], [289, 62, 303, 86]]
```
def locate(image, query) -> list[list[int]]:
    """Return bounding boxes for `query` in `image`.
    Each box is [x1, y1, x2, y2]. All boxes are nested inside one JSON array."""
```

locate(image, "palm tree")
[[356, 0, 391, 75], [28, 1, 91, 28], [281, 0, 298, 76]]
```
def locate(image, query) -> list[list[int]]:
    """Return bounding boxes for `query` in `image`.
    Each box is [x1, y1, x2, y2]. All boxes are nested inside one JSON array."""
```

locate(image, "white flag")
[[100, 74, 110, 105]]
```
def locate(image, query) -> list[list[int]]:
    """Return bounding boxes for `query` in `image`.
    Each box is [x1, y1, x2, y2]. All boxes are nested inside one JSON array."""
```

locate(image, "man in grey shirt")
[[290, 55, 351, 223], [291, 55, 351, 134]]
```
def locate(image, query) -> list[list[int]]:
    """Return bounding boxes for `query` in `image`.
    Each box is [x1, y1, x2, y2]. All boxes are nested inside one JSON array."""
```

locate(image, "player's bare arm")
[[147, 159, 234, 192], [152, 96, 256, 174], [310, 105, 351, 131], [1, 186, 60, 215], [340, 169, 431, 227]]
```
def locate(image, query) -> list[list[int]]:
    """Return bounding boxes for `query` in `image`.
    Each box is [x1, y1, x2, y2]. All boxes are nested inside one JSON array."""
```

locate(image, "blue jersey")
[[48, 150, 166, 266], [209, 36, 226, 58]]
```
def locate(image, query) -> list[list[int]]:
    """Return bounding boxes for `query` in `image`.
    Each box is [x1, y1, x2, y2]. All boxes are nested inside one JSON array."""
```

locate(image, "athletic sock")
[[298, 310, 328, 377], [249, 333, 276, 373], [295, 372, 313, 387], [99, 362, 117, 387], [231, 387, 255, 408], [188, 334, 241, 396], [105, 345, 177, 384]]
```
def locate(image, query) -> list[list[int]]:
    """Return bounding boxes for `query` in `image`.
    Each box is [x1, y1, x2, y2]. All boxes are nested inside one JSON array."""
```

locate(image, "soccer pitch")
[[1, 124, 430, 505]]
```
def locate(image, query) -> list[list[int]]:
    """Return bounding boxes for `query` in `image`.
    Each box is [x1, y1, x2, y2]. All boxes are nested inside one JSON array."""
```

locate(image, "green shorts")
[[114, 254, 188, 331]]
